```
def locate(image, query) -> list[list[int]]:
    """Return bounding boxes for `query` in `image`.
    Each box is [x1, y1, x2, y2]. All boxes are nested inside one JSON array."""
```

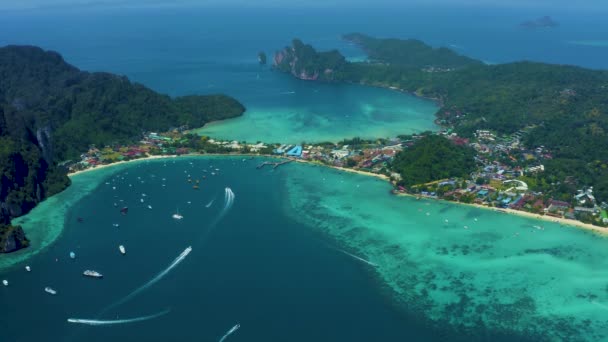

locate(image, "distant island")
[[258, 52, 267, 65], [0, 45, 246, 253], [520, 16, 559, 29], [272, 34, 608, 227]]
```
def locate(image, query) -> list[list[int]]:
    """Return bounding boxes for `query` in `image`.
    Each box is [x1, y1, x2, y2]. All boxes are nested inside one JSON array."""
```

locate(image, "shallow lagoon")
[[195, 80, 438, 143], [2, 158, 608, 341]]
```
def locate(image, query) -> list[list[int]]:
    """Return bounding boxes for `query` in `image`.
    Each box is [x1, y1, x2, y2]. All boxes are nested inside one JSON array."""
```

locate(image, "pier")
[[256, 159, 293, 169]]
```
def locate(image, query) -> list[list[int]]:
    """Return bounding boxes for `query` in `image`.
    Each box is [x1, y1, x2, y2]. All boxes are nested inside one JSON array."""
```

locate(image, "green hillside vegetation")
[[343, 33, 482, 69], [275, 35, 608, 201], [392, 135, 476, 187], [0, 45, 246, 251]]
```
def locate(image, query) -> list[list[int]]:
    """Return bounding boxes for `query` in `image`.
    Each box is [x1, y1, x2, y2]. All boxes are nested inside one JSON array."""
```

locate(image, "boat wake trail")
[[219, 323, 240, 342], [102, 247, 192, 313], [592, 301, 608, 311], [200, 188, 235, 240], [67, 309, 170, 326], [205, 199, 215, 208], [336, 249, 378, 267]]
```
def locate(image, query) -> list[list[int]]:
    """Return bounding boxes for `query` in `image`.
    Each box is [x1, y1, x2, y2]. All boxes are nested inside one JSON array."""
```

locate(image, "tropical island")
[[3, 34, 608, 252], [271, 34, 608, 226], [520, 16, 559, 29], [0, 45, 245, 252]]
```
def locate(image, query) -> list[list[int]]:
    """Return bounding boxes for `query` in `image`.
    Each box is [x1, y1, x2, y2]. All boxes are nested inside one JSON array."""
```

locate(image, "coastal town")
[[69, 126, 608, 230]]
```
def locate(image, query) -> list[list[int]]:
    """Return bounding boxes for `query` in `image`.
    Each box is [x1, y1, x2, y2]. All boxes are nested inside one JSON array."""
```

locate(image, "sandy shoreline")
[[68, 153, 606, 236], [396, 193, 608, 236], [68, 155, 178, 177]]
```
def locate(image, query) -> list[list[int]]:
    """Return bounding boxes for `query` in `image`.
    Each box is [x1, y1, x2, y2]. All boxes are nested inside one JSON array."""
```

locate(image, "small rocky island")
[[258, 51, 267, 65], [520, 16, 559, 29]]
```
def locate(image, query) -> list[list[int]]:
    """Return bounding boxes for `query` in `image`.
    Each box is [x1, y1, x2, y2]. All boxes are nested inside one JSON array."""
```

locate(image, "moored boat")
[[2, 280, 8, 286], [119, 245, 126, 255], [25, 266, 31, 272], [83, 270, 103, 278], [172, 208, 183, 220], [70, 251, 76, 259], [45, 287, 57, 295]]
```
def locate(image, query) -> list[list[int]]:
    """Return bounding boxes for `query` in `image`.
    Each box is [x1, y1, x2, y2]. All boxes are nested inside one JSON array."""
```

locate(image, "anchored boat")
[[83, 270, 103, 278], [45, 287, 57, 295]]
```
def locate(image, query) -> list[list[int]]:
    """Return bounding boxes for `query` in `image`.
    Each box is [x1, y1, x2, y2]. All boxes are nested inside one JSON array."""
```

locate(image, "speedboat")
[[119, 245, 126, 255], [45, 287, 57, 295], [172, 207, 183, 220], [83, 270, 103, 278], [25, 266, 31, 272]]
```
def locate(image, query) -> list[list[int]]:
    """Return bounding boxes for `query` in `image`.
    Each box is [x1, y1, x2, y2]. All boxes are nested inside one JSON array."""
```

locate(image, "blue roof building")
[[286, 145, 303, 157]]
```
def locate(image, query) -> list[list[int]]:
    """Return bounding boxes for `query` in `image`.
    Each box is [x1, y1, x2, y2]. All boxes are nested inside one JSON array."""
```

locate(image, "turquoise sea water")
[[2, 6, 608, 142], [1, 4, 608, 341], [1, 158, 608, 341], [194, 83, 437, 143]]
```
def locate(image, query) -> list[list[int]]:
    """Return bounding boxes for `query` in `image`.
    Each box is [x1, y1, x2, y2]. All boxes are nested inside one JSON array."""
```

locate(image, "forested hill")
[[0, 45, 246, 252], [273, 35, 608, 202], [342, 33, 482, 69]]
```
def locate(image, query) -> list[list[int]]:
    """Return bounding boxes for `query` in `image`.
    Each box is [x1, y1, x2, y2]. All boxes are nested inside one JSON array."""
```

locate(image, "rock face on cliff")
[[0, 225, 29, 253], [273, 39, 347, 81]]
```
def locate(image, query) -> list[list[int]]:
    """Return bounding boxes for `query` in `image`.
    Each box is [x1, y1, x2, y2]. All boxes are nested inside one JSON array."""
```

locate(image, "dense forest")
[[0, 45, 246, 252], [392, 135, 476, 187], [274, 35, 608, 201], [343, 33, 482, 69]]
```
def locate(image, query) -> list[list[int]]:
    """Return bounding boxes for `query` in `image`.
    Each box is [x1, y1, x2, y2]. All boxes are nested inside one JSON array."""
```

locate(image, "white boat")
[[83, 270, 103, 278], [172, 208, 183, 220], [25, 266, 31, 272], [140, 198, 144, 203], [148, 205, 153, 209], [70, 251, 76, 259], [2, 280, 7, 286], [45, 287, 57, 295], [119, 245, 126, 255]]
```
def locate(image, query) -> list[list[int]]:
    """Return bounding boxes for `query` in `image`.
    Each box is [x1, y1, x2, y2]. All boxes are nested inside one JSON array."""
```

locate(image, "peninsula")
[[0, 45, 246, 252], [272, 34, 608, 228]]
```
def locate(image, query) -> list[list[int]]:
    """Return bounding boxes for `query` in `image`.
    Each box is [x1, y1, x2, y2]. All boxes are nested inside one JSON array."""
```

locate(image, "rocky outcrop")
[[0, 225, 29, 253], [258, 52, 267, 65], [273, 39, 346, 81]]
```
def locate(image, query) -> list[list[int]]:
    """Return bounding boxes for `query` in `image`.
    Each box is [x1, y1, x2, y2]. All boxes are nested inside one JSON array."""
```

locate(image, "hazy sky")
[[0, 0, 605, 11]]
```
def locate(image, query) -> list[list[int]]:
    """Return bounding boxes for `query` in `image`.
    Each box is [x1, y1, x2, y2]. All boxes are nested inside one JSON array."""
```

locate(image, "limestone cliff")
[[273, 39, 346, 81], [0, 225, 29, 253]]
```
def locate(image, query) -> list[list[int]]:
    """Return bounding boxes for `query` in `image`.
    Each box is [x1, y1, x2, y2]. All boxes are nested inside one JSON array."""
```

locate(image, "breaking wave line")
[[102, 247, 192, 313], [219, 323, 241, 342], [67, 309, 170, 326], [336, 249, 378, 267]]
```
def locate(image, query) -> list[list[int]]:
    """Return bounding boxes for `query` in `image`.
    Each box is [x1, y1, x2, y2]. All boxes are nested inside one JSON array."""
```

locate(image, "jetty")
[[256, 159, 292, 170]]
